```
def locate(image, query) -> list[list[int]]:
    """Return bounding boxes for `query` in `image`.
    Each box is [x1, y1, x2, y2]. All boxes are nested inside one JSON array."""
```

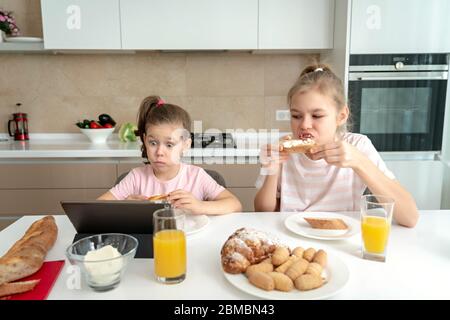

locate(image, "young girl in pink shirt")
[[254, 64, 419, 228], [98, 96, 242, 215]]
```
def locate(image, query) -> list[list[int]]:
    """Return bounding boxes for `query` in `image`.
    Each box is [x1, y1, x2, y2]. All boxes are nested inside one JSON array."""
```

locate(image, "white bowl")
[[80, 127, 115, 143]]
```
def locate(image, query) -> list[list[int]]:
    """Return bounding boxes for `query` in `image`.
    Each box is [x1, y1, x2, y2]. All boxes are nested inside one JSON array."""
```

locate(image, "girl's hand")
[[168, 190, 204, 214], [309, 141, 364, 169], [259, 136, 290, 175], [125, 194, 149, 200]]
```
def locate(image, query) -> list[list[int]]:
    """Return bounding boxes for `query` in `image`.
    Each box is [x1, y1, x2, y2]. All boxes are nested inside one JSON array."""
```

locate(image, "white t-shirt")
[[256, 133, 395, 212]]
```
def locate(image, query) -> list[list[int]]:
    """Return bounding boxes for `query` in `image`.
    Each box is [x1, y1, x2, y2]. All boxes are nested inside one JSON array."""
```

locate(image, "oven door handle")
[[349, 71, 448, 81]]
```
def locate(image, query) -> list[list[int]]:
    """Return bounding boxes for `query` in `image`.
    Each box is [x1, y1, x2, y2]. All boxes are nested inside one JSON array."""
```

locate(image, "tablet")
[[61, 200, 169, 234]]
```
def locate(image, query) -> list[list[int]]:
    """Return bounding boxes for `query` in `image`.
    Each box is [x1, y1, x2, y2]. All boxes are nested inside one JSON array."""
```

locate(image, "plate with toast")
[[284, 212, 360, 240]]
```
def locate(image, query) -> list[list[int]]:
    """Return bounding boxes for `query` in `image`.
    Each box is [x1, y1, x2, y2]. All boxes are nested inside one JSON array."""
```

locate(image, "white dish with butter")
[[65, 233, 138, 291]]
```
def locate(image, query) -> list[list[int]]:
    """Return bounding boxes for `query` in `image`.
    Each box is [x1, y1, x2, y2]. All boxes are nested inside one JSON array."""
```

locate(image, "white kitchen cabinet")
[[384, 160, 443, 210], [0, 163, 116, 216], [350, 0, 450, 54], [41, 0, 121, 49], [258, 0, 334, 49], [120, 0, 258, 50], [441, 162, 450, 209]]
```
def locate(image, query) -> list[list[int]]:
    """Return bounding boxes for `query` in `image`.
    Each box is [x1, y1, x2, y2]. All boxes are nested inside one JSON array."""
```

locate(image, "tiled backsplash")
[[0, 0, 319, 133], [1, 52, 321, 133]]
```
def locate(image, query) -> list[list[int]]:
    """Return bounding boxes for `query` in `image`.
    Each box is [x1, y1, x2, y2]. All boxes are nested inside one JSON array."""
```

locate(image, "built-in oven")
[[348, 54, 448, 152]]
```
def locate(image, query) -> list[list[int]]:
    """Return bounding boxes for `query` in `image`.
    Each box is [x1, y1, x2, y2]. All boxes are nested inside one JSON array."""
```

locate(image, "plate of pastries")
[[221, 228, 349, 300]]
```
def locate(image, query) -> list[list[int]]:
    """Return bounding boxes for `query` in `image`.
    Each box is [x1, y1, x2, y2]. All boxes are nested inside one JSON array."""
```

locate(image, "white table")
[[1, 211, 449, 300]]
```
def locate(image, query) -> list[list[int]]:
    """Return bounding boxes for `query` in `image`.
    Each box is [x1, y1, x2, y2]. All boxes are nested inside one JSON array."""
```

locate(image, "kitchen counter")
[[0, 133, 438, 161], [0, 134, 262, 161], [1, 211, 449, 300]]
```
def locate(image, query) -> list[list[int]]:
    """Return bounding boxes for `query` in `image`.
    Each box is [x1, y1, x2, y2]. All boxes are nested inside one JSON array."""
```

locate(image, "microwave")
[[348, 54, 448, 152]]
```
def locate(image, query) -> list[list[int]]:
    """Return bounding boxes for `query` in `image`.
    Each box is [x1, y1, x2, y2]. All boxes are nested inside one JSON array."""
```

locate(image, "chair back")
[[115, 171, 129, 185], [204, 169, 226, 187]]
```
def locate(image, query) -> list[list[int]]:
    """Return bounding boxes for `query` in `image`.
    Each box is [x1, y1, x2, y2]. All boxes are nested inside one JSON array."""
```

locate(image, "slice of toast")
[[303, 218, 348, 230], [0, 279, 40, 298]]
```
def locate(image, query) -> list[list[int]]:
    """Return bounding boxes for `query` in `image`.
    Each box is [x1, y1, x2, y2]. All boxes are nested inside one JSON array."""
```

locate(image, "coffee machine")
[[8, 112, 29, 141]]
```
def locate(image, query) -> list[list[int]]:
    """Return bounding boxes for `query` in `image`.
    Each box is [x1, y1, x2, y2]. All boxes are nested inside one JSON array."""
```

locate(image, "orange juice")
[[361, 216, 390, 254], [153, 229, 186, 278]]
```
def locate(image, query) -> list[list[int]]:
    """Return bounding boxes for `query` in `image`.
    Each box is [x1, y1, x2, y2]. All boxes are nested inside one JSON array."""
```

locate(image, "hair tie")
[[314, 67, 324, 72], [156, 98, 165, 107]]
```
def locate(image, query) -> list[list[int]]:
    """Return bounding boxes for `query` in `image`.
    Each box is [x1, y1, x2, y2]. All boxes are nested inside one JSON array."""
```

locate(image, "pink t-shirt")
[[110, 163, 225, 201], [256, 133, 395, 212]]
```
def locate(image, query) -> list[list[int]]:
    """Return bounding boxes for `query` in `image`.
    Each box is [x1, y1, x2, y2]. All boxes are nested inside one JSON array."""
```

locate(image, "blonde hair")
[[287, 63, 351, 135], [136, 95, 191, 159]]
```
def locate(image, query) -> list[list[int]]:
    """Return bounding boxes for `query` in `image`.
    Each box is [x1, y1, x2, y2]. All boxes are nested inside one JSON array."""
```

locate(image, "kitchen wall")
[[0, 53, 318, 133], [0, 1, 322, 133]]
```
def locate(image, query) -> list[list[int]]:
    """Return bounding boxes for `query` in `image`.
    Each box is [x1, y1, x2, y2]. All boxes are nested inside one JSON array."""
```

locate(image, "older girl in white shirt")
[[254, 64, 419, 228]]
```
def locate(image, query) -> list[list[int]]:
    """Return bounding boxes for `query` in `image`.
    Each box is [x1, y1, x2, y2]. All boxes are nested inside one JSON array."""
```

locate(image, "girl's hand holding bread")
[[168, 189, 204, 213], [259, 137, 290, 176], [309, 140, 365, 169]]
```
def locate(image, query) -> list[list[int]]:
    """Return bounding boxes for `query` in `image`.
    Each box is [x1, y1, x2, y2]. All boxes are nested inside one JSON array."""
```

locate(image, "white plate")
[[185, 215, 210, 235], [284, 212, 360, 240], [4, 37, 43, 43], [223, 252, 349, 300]]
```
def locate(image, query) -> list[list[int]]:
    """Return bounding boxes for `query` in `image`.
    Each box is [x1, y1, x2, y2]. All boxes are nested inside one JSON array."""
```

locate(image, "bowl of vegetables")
[[76, 114, 116, 143]]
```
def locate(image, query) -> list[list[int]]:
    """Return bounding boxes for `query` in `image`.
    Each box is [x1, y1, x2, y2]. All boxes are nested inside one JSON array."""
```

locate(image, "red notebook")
[[1, 260, 65, 300]]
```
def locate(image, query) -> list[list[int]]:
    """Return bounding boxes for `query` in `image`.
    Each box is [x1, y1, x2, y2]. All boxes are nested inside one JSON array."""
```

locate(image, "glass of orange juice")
[[153, 207, 187, 284], [360, 195, 395, 262]]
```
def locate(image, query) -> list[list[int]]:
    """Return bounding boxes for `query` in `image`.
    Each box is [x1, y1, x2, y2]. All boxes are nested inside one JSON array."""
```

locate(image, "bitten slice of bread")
[[148, 194, 168, 201], [303, 218, 348, 230], [280, 139, 316, 153]]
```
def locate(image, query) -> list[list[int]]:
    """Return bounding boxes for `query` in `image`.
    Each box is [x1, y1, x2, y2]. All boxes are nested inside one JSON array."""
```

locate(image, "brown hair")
[[136, 95, 191, 159], [287, 63, 351, 134]]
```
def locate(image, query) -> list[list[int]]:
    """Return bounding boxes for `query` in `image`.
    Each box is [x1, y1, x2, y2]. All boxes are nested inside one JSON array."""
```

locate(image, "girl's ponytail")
[[299, 63, 333, 77], [136, 95, 162, 140]]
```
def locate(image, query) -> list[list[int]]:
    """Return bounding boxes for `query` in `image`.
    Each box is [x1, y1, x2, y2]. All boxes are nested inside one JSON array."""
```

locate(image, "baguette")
[[0, 216, 57, 286], [0, 279, 40, 298]]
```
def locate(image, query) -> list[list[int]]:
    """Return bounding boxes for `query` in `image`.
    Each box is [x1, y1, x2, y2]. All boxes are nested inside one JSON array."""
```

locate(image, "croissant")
[[220, 228, 281, 274]]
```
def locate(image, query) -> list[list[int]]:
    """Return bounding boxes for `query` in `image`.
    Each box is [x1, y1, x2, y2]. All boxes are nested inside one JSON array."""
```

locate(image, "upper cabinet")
[[350, 0, 450, 54], [41, 0, 121, 49], [38, 0, 334, 51], [258, 0, 335, 50], [120, 0, 258, 50]]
